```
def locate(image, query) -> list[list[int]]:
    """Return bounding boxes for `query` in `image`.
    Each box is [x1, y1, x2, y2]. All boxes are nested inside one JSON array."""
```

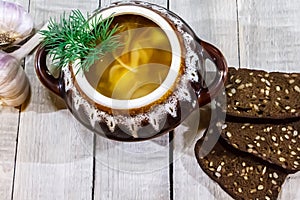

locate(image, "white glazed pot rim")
[[72, 5, 182, 110]]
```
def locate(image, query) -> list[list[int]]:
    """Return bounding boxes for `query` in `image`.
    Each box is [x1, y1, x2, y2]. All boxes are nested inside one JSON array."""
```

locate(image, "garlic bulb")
[[0, 23, 48, 107], [0, 53, 29, 106], [0, 1, 34, 47]]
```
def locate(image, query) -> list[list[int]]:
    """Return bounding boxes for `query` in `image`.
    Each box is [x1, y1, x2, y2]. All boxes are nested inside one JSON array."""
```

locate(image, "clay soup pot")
[[35, 1, 228, 141]]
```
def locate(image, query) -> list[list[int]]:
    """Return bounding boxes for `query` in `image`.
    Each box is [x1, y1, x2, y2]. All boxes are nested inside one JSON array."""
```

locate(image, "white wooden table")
[[1, 0, 300, 199]]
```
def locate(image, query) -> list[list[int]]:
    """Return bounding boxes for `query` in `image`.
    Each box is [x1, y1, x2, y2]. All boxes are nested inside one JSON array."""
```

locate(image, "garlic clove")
[[0, 53, 19, 84], [0, 1, 34, 47], [0, 22, 46, 107], [0, 54, 19, 85], [0, 67, 26, 95], [0, 52, 30, 106], [2, 83, 29, 106]]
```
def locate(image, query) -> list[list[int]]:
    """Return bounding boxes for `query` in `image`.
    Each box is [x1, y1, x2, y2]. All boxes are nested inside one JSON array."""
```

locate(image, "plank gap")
[[11, 50, 28, 200], [10, 106, 22, 200], [27, 0, 31, 13], [169, 130, 174, 200], [236, 0, 241, 68], [91, 133, 96, 200], [92, 2, 101, 199], [167, 1, 173, 200]]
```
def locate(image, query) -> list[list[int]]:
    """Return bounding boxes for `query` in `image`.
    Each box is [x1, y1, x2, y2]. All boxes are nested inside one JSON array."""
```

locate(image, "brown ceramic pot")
[[35, 1, 228, 141]]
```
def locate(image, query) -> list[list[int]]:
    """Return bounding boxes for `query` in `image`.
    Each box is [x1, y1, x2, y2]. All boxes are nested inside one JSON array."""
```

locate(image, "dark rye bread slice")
[[195, 127, 288, 200], [225, 67, 300, 120], [221, 121, 300, 171]]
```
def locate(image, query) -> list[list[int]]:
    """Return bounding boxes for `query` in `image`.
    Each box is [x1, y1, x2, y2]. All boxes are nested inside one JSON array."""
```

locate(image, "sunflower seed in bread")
[[195, 127, 288, 200], [225, 67, 300, 120], [221, 121, 300, 171]]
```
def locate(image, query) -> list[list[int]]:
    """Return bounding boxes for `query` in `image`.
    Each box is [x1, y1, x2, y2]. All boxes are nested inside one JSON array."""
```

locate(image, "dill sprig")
[[40, 10, 121, 73]]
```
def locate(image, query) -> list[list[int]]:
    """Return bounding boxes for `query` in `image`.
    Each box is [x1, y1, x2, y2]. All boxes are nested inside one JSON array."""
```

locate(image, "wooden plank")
[[238, 0, 300, 72], [0, 107, 20, 200], [172, 107, 233, 200], [93, 1, 171, 200], [170, 0, 239, 67], [93, 133, 171, 200], [12, 1, 99, 199], [237, 1, 300, 200], [0, 1, 29, 199], [100, 0, 167, 7], [170, 1, 238, 199], [6, 1, 300, 200]]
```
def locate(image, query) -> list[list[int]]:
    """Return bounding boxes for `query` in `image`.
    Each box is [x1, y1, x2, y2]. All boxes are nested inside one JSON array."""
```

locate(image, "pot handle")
[[197, 40, 228, 107], [35, 45, 62, 97]]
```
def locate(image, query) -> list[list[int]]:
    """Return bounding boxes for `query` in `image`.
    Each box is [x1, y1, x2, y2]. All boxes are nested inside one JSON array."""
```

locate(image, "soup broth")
[[90, 14, 172, 100]]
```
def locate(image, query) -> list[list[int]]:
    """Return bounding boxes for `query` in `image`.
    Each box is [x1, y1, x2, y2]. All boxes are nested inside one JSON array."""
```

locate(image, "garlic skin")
[[0, 52, 29, 106], [0, 23, 48, 107], [0, 1, 34, 46]]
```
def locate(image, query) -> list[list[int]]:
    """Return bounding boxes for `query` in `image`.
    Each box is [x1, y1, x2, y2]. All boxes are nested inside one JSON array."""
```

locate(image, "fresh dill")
[[40, 10, 121, 73]]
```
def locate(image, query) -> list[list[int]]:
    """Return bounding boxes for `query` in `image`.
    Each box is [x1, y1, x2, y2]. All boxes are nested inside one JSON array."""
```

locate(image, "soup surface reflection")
[[89, 14, 172, 100]]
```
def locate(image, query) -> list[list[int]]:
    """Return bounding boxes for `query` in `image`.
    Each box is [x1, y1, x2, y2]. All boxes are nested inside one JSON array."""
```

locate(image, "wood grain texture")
[[237, 1, 300, 199], [93, 133, 171, 200], [172, 107, 233, 200], [92, 1, 171, 200], [12, 1, 99, 199], [170, 0, 239, 67], [0, 107, 20, 200], [0, 1, 29, 199], [1, 0, 300, 200], [238, 0, 300, 72], [170, 1, 238, 199]]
